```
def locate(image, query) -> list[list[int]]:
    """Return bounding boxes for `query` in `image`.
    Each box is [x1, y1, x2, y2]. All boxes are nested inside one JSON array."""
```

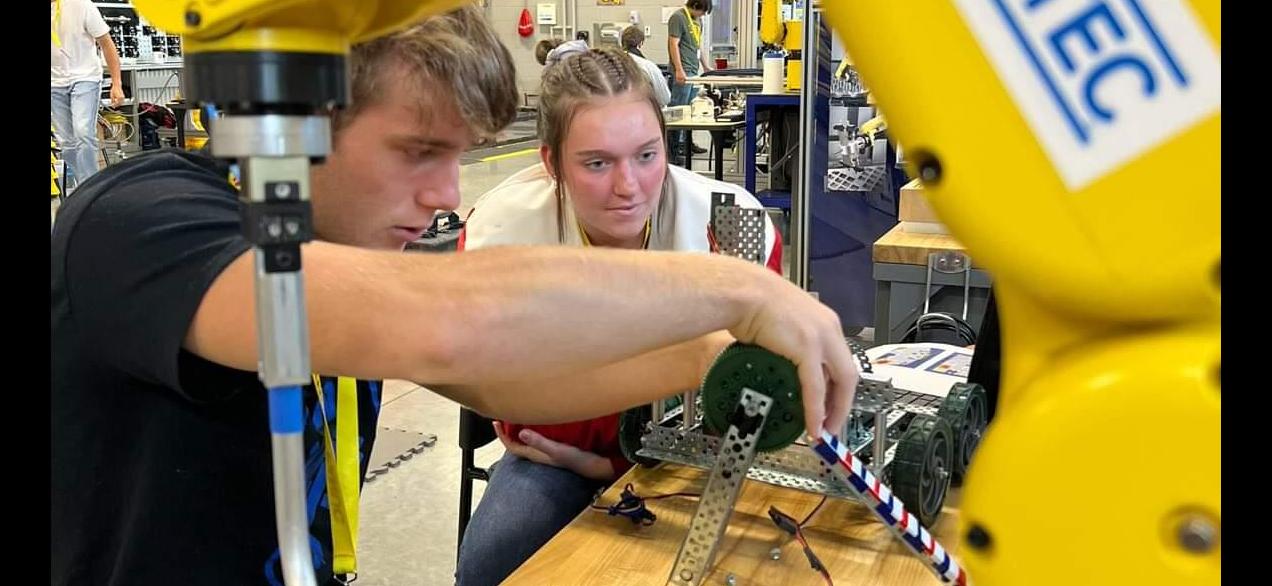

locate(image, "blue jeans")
[[51, 80, 102, 188], [669, 82, 700, 153], [456, 452, 608, 586]]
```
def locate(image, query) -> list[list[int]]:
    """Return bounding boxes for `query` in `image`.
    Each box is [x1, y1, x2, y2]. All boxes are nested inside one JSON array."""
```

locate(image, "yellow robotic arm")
[[834, 58, 851, 79], [761, 0, 805, 91], [131, 0, 471, 110], [858, 114, 886, 137], [132, 0, 468, 52], [760, 0, 785, 47], [822, 2, 1219, 586], [763, 0, 783, 46], [760, 0, 804, 52], [839, 114, 887, 170]]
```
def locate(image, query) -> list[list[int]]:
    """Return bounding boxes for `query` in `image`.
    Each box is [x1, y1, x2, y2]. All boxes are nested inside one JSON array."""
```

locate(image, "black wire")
[[589, 483, 700, 526], [646, 491, 702, 501], [772, 504, 835, 585], [902, 313, 977, 346], [800, 495, 828, 527]]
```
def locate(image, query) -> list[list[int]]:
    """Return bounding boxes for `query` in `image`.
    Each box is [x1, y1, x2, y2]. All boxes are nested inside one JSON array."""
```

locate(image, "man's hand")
[[109, 85, 124, 107], [729, 265, 859, 439], [493, 422, 616, 481], [675, 68, 687, 85]]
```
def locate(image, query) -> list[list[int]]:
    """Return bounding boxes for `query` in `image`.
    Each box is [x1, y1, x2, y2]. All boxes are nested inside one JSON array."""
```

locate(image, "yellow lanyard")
[[311, 374, 361, 579], [683, 7, 701, 48], [51, 0, 62, 48], [576, 218, 651, 249]]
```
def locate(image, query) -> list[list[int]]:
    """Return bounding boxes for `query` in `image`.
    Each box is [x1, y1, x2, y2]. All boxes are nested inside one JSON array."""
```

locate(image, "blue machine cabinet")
[[743, 93, 799, 211], [793, 8, 905, 332]]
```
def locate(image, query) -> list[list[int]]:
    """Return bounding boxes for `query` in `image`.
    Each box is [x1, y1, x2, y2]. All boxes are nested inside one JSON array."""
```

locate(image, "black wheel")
[[618, 405, 659, 468], [890, 415, 954, 527], [937, 383, 988, 485]]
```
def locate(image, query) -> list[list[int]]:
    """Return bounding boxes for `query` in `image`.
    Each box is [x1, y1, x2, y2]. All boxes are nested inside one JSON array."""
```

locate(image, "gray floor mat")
[[365, 427, 438, 483]]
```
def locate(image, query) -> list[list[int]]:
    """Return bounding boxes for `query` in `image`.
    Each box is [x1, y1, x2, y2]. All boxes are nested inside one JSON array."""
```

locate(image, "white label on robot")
[[952, 0, 1220, 191]]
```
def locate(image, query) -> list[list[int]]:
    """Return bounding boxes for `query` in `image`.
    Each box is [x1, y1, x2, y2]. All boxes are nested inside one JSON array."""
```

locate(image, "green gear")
[[700, 343, 804, 452]]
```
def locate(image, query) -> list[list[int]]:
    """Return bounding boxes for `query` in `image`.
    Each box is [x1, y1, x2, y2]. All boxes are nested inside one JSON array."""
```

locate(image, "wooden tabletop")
[[504, 462, 962, 586], [872, 224, 976, 268]]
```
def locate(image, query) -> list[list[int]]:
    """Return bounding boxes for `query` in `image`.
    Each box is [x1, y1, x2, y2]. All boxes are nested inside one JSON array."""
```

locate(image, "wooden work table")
[[871, 224, 975, 268], [871, 223, 993, 343], [504, 462, 961, 585]]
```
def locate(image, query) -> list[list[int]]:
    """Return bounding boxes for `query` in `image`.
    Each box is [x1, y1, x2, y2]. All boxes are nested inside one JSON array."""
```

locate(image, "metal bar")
[[872, 407, 888, 476], [667, 389, 773, 586], [811, 432, 969, 585], [873, 262, 994, 288], [640, 426, 855, 499]]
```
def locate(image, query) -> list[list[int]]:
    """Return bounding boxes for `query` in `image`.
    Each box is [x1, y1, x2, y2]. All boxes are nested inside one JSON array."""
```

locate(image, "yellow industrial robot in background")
[[127, 0, 1220, 585], [760, 0, 804, 91]]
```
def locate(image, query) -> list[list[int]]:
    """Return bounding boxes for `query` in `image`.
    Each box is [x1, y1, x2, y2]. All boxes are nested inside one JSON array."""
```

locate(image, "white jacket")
[[462, 163, 781, 272]]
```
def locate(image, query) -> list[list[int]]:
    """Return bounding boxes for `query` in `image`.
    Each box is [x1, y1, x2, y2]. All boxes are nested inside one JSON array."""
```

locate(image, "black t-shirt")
[[51, 150, 383, 585]]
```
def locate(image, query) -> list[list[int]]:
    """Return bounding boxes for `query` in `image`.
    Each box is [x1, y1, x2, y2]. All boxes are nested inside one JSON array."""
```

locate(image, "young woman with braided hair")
[[454, 46, 782, 585]]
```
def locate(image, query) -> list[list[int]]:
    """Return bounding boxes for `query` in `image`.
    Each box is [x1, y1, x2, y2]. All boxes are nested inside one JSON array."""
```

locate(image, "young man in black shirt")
[[51, 7, 859, 585]]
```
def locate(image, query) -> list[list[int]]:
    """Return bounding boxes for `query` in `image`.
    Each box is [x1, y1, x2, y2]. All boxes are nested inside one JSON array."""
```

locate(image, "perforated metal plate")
[[853, 379, 896, 413], [713, 207, 766, 264], [639, 426, 855, 499], [827, 165, 887, 192], [892, 388, 945, 417], [830, 67, 867, 98], [667, 389, 771, 586]]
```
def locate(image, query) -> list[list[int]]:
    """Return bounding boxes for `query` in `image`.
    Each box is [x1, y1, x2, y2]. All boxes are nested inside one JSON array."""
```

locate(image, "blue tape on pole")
[[812, 442, 839, 464], [269, 385, 304, 434]]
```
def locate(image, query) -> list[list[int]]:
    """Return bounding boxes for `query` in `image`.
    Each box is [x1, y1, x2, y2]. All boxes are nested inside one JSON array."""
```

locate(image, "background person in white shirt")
[[620, 26, 670, 107], [51, 0, 123, 187]]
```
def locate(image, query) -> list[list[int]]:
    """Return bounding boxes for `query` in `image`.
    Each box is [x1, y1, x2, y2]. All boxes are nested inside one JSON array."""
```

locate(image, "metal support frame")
[[215, 114, 330, 586], [667, 389, 774, 586]]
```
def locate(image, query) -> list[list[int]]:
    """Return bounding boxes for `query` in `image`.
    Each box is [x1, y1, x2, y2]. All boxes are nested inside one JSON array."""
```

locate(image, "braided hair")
[[537, 47, 668, 242]]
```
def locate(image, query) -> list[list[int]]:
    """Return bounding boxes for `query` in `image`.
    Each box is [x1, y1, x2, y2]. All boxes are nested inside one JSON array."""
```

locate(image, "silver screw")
[[1177, 515, 1218, 554], [724, 574, 737, 586], [769, 547, 782, 560]]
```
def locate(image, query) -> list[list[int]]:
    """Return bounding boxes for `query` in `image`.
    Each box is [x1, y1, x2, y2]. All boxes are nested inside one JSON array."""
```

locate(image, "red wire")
[[794, 525, 834, 585]]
